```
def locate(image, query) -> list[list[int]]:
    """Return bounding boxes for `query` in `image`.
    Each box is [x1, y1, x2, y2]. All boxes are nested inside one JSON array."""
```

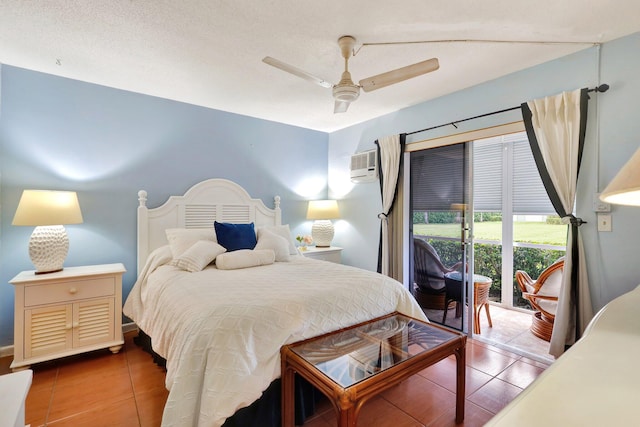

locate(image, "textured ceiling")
[[1, 1, 639, 132]]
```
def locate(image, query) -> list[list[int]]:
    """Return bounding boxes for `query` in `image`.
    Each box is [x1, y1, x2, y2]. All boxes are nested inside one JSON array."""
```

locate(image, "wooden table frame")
[[281, 313, 466, 426]]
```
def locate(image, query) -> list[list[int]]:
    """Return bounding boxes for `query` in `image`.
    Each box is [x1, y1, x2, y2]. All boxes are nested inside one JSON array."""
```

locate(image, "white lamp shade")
[[13, 190, 83, 225], [12, 190, 83, 274], [600, 147, 640, 206], [306, 200, 340, 220]]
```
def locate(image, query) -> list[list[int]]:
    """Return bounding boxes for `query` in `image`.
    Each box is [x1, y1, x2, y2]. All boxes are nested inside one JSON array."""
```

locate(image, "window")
[[473, 131, 565, 307]]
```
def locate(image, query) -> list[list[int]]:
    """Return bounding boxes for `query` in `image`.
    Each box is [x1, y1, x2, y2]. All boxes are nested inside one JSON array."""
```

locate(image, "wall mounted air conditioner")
[[350, 149, 378, 183]]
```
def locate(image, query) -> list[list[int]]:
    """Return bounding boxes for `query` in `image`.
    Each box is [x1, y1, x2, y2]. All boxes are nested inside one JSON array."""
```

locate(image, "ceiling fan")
[[262, 35, 439, 113]]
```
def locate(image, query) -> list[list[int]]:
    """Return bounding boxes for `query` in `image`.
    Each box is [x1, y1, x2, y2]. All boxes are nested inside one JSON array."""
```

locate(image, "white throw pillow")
[[259, 224, 298, 255], [170, 240, 226, 272], [165, 228, 217, 258], [216, 249, 275, 270], [255, 228, 291, 262]]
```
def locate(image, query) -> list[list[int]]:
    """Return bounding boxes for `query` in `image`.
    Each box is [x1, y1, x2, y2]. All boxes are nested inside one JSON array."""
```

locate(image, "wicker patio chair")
[[413, 238, 462, 309], [515, 258, 564, 342]]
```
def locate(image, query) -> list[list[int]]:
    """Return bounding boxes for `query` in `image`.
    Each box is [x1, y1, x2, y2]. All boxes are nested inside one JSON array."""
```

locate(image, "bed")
[[123, 178, 427, 427]]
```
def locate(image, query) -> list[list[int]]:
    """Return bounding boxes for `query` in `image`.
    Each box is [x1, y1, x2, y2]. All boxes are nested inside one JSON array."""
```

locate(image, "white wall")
[[329, 32, 640, 313]]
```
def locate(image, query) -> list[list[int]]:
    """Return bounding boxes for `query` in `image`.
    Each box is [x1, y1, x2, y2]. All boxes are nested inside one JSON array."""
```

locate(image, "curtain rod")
[[405, 84, 609, 137]]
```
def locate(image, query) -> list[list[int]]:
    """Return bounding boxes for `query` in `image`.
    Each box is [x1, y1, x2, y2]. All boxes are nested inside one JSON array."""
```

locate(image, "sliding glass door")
[[409, 142, 473, 332], [408, 128, 566, 350]]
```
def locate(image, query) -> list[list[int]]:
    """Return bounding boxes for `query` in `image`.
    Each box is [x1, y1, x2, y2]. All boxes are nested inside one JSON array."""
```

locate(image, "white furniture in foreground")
[[10, 264, 126, 371], [0, 369, 32, 427], [486, 284, 640, 426], [300, 246, 342, 263]]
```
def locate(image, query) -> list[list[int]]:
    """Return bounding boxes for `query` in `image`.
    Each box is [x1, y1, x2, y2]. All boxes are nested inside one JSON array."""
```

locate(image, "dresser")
[[10, 263, 126, 371], [486, 284, 640, 426], [300, 246, 342, 263]]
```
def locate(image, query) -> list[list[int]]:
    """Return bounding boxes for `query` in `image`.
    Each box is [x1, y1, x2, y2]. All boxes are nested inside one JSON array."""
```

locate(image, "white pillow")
[[259, 224, 298, 255], [216, 249, 275, 270], [255, 228, 291, 262], [165, 228, 217, 258], [170, 240, 226, 272]]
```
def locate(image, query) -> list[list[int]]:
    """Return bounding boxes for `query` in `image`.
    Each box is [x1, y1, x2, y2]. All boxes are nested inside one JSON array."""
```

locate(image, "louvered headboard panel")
[[137, 179, 281, 275]]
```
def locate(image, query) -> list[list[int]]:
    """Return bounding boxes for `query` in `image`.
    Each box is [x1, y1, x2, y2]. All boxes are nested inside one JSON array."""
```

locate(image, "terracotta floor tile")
[[48, 359, 134, 422], [466, 343, 518, 377], [321, 395, 423, 427], [25, 383, 53, 427], [418, 355, 492, 396], [517, 354, 552, 370], [135, 387, 169, 427], [496, 359, 547, 389], [428, 401, 494, 427], [467, 377, 523, 415], [128, 357, 167, 394], [46, 396, 140, 427], [380, 375, 456, 425], [56, 350, 129, 382]]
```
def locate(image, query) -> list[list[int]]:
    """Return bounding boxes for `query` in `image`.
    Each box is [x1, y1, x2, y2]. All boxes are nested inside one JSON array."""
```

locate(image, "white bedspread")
[[124, 247, 427, 427]]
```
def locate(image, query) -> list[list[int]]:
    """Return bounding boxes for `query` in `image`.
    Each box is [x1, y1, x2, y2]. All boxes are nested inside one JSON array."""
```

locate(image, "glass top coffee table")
[[281, 312, 466, 426]]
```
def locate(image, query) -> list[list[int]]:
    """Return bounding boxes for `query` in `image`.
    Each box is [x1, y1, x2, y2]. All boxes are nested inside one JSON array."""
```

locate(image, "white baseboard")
[[1, 323, 139, 358], [0, 345, 14, 358]]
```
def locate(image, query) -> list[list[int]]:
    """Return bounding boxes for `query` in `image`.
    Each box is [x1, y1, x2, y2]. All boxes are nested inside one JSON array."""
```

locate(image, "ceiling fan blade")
[[334, 100, 350, 114], [262, 56, 333, 89], [359, 58, 439, 93]]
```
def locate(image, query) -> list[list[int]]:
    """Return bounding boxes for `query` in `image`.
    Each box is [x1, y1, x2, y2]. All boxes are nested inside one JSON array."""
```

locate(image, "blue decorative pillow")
[[214, 222, 257, 252]]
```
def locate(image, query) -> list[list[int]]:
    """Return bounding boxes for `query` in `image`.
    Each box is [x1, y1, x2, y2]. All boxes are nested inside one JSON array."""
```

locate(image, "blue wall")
[[0, 67, 329, 346], [329, 32, 640, 314]]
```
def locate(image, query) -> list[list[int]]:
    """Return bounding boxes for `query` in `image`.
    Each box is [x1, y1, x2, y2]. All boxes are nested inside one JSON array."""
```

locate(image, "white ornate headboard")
[[137, 178, 281, 275]]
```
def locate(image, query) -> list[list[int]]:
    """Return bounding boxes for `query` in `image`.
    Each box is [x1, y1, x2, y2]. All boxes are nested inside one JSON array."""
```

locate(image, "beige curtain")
[[522, 88, 593, 357], [386, 166, 404, 282], [376, 134, 406, 278]]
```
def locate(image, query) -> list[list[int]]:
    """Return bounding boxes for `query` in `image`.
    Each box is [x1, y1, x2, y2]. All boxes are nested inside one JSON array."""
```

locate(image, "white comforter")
[[123, 247, 427, 427]]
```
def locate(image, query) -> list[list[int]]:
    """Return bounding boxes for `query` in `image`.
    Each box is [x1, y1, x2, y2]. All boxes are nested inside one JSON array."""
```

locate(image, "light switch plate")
[[597, 213, 612, 232], [593, 193, 611, 212]]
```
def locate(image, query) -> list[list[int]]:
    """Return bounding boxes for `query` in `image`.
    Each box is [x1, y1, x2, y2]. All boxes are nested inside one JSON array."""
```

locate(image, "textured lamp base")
[[29, 225, 69, 274], [311, 220, 334, 247]]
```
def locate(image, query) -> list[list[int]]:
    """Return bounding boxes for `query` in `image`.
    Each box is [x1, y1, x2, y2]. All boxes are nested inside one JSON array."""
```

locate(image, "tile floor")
[[425, 303, 554, 364], [0, 328, 550, 427]]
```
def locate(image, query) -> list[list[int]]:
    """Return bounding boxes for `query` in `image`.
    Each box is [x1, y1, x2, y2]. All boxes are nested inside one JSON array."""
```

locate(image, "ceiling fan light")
[[333, 84, 360, 102]]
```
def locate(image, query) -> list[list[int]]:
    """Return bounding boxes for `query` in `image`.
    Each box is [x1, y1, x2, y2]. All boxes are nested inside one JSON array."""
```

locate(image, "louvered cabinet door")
[[24, 304, 73, 358], [73, 298, 115, 348], [10, 264, 126, 371]]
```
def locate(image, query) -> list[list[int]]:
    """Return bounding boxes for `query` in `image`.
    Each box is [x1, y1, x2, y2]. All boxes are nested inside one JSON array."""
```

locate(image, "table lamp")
[[12, 190, 83, 274], [306, 200, 340, 247], [600, 147, 640, 206]]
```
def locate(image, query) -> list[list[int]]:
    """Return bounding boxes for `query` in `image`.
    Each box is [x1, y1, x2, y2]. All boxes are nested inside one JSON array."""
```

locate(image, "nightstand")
[[300, 246, 342, 264], [10, 263, 126, 371]]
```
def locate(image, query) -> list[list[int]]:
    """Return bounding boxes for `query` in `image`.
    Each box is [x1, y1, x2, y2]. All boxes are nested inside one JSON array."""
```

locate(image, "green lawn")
[[413, 221, 567, 246]]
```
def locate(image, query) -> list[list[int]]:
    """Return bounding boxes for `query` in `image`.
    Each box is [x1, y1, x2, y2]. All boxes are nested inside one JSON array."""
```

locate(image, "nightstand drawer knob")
[[68, 287, 78, 294]]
